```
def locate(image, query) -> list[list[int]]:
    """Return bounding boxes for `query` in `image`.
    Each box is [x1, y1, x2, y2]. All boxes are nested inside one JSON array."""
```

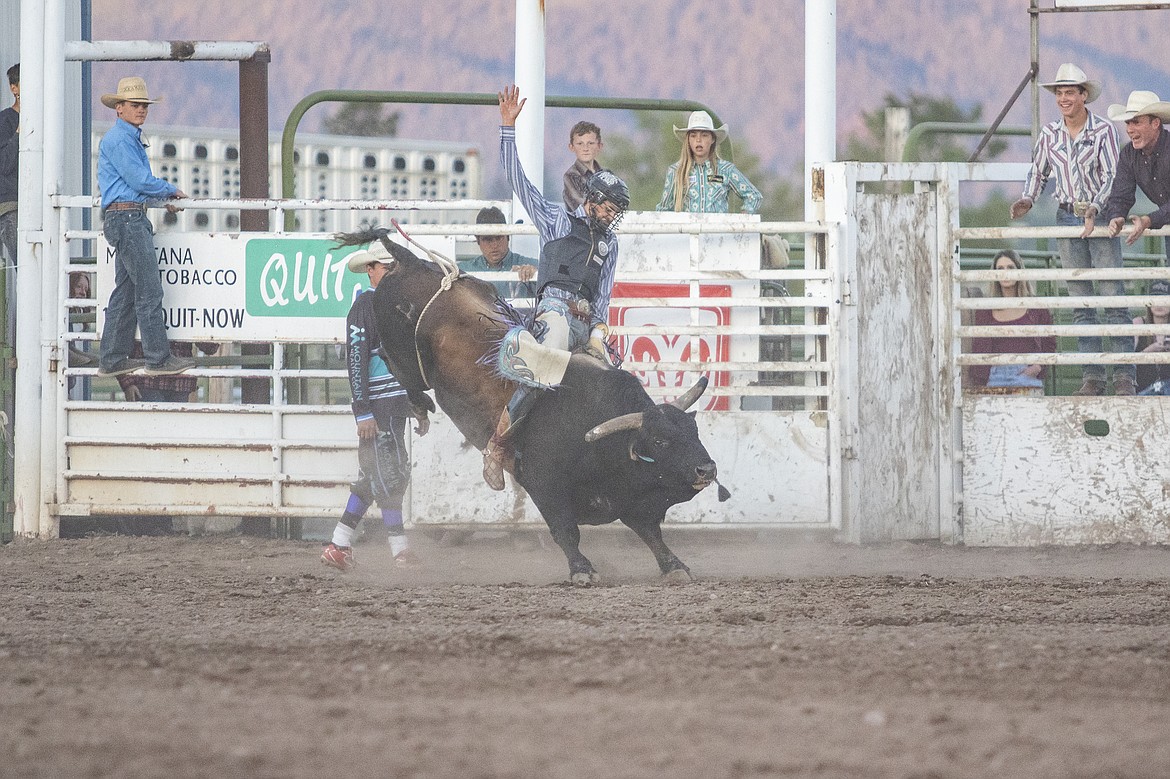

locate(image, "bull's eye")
[[654, 438, 669, 449]]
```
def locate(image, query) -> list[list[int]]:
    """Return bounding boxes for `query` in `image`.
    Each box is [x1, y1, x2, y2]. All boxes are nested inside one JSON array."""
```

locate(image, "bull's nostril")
[[696, 462, 717, 481]]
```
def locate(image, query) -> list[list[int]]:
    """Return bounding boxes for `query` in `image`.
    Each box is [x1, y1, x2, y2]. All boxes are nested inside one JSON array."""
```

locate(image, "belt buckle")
[[1073, 201, 1090, 218]]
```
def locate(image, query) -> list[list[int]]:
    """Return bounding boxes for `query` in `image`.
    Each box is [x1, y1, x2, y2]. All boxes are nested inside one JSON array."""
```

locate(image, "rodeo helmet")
[[584, 169, 630, 231]]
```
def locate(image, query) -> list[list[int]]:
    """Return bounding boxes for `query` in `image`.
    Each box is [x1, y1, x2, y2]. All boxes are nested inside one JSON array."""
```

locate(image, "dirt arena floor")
[[3, 527, 1170, 779]]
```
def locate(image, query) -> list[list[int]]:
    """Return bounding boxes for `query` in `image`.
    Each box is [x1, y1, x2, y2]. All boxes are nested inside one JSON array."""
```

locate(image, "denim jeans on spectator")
[[1055, 209, 1134, 382], [98, 210, 171, 370]]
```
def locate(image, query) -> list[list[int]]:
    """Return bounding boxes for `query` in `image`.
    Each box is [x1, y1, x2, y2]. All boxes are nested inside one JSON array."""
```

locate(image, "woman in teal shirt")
[[656, 111, 762, 214]]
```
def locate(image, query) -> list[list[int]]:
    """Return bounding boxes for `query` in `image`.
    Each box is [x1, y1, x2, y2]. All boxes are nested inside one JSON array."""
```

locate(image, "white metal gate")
[[35, 198, 843, 537]]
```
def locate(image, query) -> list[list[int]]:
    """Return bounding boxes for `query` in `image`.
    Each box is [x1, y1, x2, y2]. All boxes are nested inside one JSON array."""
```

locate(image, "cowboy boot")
[[482, 408, 513, 491]]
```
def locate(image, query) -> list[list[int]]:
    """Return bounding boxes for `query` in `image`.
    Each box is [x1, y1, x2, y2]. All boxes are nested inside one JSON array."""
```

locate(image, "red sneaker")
[[321, 543, 355, 571]]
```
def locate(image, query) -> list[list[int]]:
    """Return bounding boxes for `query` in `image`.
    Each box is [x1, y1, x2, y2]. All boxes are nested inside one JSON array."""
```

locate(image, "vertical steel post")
[[239, 53, 274, 537], [513, 0, 545, 223], [13, 0, 45, 536]]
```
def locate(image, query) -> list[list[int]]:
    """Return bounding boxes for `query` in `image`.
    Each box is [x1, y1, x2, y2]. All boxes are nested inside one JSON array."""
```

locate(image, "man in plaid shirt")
[[1010, 63, 1133, 397]]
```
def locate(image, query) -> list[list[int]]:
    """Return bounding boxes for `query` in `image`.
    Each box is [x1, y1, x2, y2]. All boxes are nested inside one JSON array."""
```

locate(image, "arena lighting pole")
[[513, 0, 545, 227]]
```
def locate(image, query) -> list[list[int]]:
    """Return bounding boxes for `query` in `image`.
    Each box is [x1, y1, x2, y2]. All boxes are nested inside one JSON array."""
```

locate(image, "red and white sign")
[[610, 282, 730, 411]]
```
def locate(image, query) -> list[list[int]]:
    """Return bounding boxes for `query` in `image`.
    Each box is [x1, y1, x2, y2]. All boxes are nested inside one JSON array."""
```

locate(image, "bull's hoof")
[[662, 568, 693, 584], [571, 571, 601, 587]]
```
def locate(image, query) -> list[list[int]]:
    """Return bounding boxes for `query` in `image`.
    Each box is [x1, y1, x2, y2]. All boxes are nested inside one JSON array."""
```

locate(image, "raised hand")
[[498, 84, 526, 127]]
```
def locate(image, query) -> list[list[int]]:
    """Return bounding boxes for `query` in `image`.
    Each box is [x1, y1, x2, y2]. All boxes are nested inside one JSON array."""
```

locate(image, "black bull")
[[336, 229, 719, 584]]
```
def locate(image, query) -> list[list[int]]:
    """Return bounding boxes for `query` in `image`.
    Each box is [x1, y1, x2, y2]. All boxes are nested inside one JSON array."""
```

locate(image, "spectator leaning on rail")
[[1101, 91, 1170, 261], [487, 84, 630, 492], [563, 120, 604, 211], [1010, 63, 1134, 397], [967, 250, 1057, 392], [96, 76, 191, 378], [321, 244, 422, 572], [656, 110, 761, 214], [458, 206, 537, 300]]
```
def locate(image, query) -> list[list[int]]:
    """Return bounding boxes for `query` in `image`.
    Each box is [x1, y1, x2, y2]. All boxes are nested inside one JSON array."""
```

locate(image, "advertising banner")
[[610, 282, 732, 411], [95, 233, 455, 342]]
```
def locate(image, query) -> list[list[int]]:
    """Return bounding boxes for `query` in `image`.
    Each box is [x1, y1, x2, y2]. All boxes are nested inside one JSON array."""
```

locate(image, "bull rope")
[[392, 220, 461, 389]]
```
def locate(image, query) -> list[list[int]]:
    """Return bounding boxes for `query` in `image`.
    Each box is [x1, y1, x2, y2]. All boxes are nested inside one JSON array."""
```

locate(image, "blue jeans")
[[1055, 209, 1134, 382], [99, 210, 171, 370]]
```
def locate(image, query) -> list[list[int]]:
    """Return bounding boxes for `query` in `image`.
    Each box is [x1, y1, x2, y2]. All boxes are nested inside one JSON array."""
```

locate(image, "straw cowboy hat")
[[345, 243, 394, 273], [100, 76, 162, 109], [1040, 63, 1101, 104], [1107, 90, 1170, 122], [673, 110, 728, 142]]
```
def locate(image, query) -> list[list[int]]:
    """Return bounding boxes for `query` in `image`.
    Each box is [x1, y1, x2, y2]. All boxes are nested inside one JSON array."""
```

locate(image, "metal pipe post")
[[805, 0, 836, 222], [13, 0, 45, 536], [513, 0, 546, 224]]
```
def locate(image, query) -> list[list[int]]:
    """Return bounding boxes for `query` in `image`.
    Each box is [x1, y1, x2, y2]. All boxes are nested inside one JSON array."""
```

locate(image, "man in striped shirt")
[[480, 84, 631, 491], [1010, 63, 1133, 396]]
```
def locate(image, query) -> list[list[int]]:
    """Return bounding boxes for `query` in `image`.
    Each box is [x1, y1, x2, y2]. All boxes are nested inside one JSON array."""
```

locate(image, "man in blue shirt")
[[96, 76, 191, 377], [457, 206, 537, 300]]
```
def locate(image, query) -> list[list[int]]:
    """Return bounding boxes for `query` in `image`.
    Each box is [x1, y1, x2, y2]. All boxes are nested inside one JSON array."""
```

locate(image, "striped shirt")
[[500, 126, 619, 326], [1021, 111, 1119, 213]]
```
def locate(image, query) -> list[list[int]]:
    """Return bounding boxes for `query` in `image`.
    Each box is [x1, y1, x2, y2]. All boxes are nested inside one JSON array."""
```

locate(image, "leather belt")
[[1058, 201, 1092, 217], [566, 299, 592, 322], [104, 201, 145, 212]]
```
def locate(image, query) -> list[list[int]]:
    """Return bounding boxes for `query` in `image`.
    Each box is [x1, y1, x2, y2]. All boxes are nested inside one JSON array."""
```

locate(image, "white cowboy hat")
[[673, 110, 728, 142], [101, 76, 162, 109], [1039, 63, 1101, 104], [345, 243, 393, 273], [1107, 90, 1170, 122]]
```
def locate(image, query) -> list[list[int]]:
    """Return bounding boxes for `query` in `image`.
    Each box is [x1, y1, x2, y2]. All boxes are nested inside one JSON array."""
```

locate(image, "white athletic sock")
[[331, 523, 355, 548], [388, 534, 408, 557]]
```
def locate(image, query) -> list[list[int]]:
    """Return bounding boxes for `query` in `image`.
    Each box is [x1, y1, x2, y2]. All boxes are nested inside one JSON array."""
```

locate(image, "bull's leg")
[[622, 518, 692, 582], [546, 521, 599, 586]]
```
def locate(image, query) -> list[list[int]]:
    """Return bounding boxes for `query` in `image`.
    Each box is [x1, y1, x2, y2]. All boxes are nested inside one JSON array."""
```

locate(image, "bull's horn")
[[584, 413, 644, 443], [669, 376, 709, 410]]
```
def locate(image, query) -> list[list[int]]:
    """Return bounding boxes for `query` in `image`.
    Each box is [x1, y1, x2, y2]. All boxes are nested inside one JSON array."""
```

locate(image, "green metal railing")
[[280, 90, 722, 230], [902, 122, 1031, 163]]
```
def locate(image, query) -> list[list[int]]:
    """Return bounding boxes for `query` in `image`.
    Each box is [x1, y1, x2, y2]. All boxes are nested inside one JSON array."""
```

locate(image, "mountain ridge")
[[85, 1, 1170, 195]]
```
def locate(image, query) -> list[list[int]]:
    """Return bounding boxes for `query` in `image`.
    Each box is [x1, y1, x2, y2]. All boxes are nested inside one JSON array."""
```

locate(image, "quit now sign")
[[95, 233, 374, 343]]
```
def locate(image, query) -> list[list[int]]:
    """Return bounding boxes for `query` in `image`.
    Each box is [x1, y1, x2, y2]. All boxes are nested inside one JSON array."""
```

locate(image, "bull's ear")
[[688, 411, 697, 419]]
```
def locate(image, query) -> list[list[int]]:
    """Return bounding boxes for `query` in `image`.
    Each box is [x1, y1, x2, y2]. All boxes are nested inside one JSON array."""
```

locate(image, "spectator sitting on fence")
[[656, 110, 761, 214], [1132, 278, 1170, 395], [967, 250, 1056, 392], [1010, 63, 1134, 397], [457, 206, 537, 300]]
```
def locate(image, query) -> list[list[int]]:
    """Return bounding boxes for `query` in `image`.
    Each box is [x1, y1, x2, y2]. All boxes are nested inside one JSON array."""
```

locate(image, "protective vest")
[[537, 215, 606, 303]]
